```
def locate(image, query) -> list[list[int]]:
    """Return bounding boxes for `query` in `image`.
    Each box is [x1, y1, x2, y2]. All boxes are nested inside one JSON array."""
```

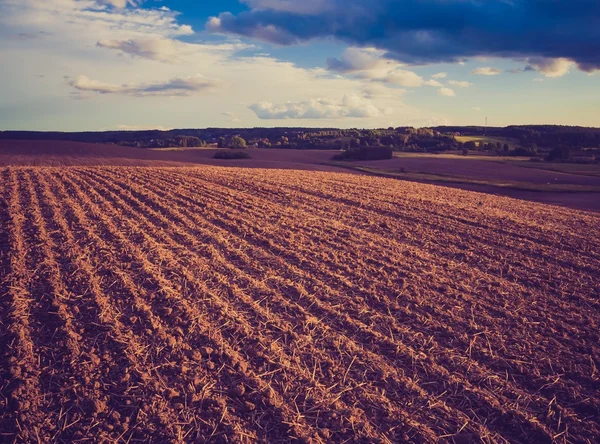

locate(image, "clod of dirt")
[[234, 360, 248, 373], [86, 399, 107, 415], [319, 428, 332, 439], [199, 346, 214, 358], [230, 384, 246, 397]]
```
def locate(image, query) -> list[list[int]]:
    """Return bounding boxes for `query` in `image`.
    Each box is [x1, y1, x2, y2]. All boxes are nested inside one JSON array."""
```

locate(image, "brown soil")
[[2, 140, 599, 213], [1, 166, 598, 443]]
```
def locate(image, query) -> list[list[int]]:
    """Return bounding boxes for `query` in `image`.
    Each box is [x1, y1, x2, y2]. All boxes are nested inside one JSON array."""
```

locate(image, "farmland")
[[455, 136, 517, 149], [1, 165, 599, 443]]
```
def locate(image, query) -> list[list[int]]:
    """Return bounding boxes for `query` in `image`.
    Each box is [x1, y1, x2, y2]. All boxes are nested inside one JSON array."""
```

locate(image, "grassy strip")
[[327, 163, 600, 193], [506, 161, 600, 177]]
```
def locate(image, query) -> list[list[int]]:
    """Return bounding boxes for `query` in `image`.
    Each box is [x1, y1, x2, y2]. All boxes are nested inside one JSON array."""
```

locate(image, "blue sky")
[[0, 0, 598, 131]]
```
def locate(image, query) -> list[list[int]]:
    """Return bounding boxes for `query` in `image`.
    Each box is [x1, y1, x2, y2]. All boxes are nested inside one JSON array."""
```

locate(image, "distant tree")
[[229, 136, 247, 149], [546, 146, 572, 162], [218, 137, 226, 148], [464, 141, 477, 150], [503, 143, 510, 152], [257, 138, 271, 148]]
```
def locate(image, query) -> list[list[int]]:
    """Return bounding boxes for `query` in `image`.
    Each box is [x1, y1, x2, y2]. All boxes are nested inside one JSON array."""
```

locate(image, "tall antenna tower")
[[484, 116, 488, 136]]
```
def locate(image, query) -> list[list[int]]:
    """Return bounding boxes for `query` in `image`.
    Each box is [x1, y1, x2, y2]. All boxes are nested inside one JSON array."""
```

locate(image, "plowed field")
[[1, 166, 599, 443]]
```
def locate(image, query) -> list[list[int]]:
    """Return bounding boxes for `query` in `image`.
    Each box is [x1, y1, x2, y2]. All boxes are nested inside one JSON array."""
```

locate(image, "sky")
[[0, 0, 599, 131]]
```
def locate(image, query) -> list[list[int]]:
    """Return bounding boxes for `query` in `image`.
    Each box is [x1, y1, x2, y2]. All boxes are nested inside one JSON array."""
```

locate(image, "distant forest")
[[2, 125, 599, 161]]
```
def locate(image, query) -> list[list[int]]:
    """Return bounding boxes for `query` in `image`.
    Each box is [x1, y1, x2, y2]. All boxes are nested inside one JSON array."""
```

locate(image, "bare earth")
[[1, 166, 599, 442], [1, 140, 599, 212]]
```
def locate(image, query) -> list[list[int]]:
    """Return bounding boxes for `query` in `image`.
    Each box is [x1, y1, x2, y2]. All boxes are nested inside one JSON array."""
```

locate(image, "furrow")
[[143, 167, 599, 411], [54, 168, 275, 442], [61, 168, 317, 443], [86, 167, 560, 444], [124, 167, 586, 441]]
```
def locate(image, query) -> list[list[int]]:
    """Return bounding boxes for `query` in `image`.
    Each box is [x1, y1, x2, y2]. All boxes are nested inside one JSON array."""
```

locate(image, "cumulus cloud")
[[448, 80, 473, 88], [382, 70, 426, 87], [361, 83, 403, 99], [438, 87, 456, 97], [326, 48, 447, 90], [432, 72, 447, 79], [424, 79, 443, 87], [208, 0, 600, 72], [526, 57, 575, 78], [97, 38, 180, 62], [327, 47, 388, 73], [69, 75, 218, 97], [472, 67, 501, 76], [97, 38, 249, 62], [249, 94, 386, 119], [0, 0, 451, 129], [1, 0, 193, 39]]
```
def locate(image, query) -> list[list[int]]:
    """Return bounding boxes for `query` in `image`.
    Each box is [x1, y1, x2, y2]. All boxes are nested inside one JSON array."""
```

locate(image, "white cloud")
[[527, 57, 575, 78], [69, 75, 218, 96], [327, 47, 389, 73], [472, 67, 501, 76], [424, 79, 443, 87], [448, 80, 473, 88], [383, 70, 425, 87], [222, 112, 241, 123], [97, 38, 181, 62], [432, 72, 447, 79], [326, 48, 451, 91], [438, 87, 456, 97], [472, 106, 481, 111], [361, 83, 405, 98], [116, 124, 173, 130], [533, 78, 545, 82], [97, 38, 250, 63], [0, 0, 451, 129], [249, 94, 386, 119]]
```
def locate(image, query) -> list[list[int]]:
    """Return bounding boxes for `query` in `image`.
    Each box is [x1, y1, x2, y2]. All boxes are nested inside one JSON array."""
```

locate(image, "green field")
[[455, 135, 518, 148], [508, 161, 600, 177], [332, 164, 600, 193], [391, 152, 600, 178]]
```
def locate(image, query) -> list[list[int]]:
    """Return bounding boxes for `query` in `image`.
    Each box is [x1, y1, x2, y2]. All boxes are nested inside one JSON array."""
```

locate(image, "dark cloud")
[[208, 0, 600, 71], [69, 75, 218, 97]]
